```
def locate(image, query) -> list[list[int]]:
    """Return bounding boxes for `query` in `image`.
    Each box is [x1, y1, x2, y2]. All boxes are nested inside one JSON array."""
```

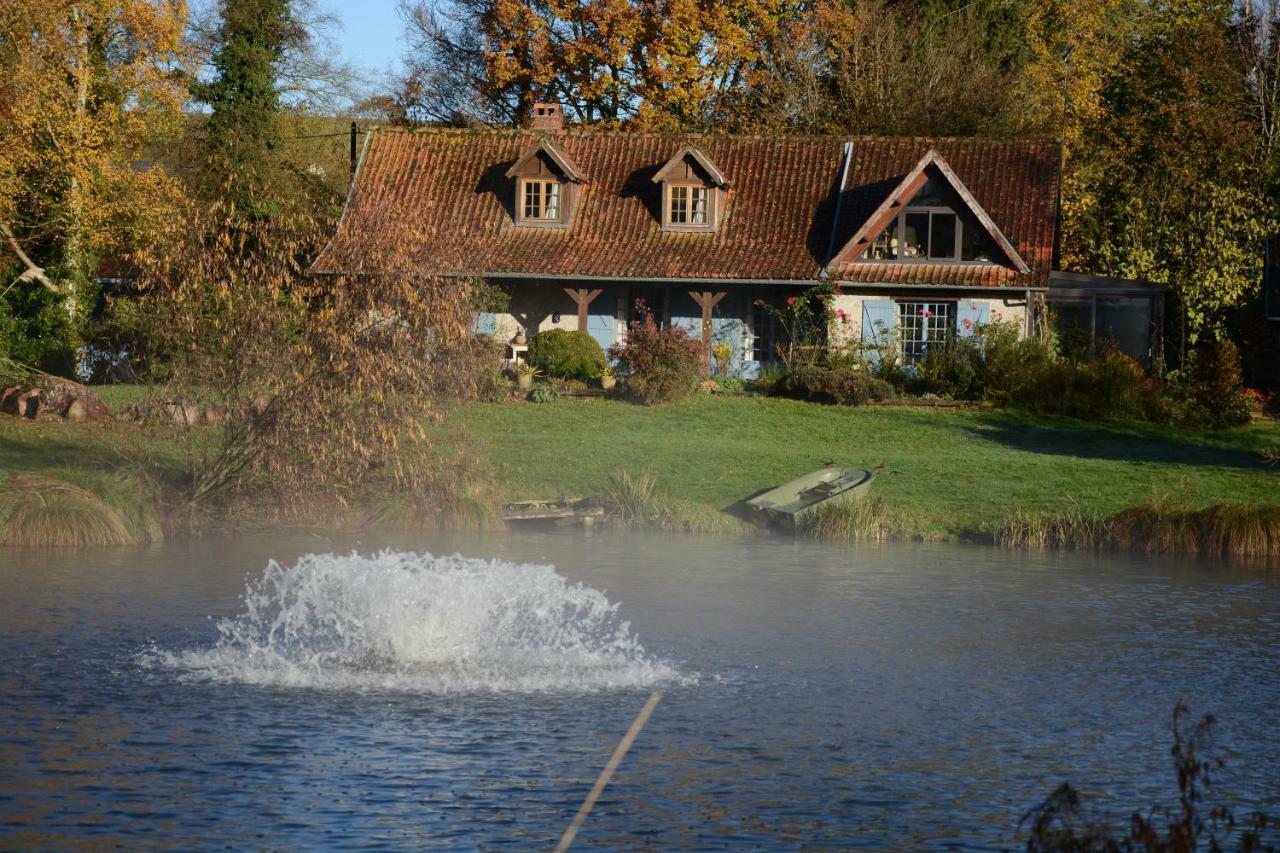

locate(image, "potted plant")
[[513, 327, 527, 346], [515, 362, 540, 391], [600, 365, 617, 391]]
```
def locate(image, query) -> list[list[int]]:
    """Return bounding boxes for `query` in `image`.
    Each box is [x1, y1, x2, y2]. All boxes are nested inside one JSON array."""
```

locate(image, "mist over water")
[[142, 550, 680, 693]]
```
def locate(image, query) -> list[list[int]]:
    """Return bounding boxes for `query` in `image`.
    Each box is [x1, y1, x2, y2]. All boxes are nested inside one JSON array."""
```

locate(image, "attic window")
[[653, 145, 729, 232], [523, 180, 561, 221], [505, 139, 587, 228], [669, 186, 708, 225], [866, 208, 995, 261]]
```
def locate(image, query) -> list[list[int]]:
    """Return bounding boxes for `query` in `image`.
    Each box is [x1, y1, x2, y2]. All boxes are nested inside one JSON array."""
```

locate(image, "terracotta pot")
[[514, 332, 527, 346], [517, 373, 534, 391], [600, 375, 617, 391]]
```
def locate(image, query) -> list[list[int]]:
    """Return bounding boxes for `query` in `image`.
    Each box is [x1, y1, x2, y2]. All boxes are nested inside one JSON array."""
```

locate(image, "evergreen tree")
[[196, 0, 292, 214]]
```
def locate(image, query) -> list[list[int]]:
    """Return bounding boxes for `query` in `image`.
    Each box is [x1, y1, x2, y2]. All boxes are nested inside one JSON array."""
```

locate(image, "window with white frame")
[[865, 209, 997, 262], [669, 185, 709, 225], [898, 300, 954, 363], [522, 180, 561, 221]]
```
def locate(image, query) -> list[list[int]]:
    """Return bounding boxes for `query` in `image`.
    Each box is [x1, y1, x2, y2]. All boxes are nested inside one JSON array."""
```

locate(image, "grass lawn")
[[0, 388, 199, 490], [3, 389, 1278, 539], [445, 396, 1280, 537]]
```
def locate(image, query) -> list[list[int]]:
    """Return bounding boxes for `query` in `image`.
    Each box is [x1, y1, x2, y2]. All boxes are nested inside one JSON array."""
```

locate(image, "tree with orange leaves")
[[0, 0, 190, 369]]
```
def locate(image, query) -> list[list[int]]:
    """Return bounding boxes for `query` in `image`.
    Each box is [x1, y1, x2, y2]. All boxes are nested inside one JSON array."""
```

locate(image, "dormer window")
[[831, 150, 1030, 273], [505, 139, 588, 228], [653, 145, 730, 232], [669, 185, 709, 225], [523, 180, 561, 221]]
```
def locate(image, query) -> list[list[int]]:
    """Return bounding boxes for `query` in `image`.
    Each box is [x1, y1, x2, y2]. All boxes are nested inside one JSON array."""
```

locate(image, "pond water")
[[2, 530, 1278, 849]]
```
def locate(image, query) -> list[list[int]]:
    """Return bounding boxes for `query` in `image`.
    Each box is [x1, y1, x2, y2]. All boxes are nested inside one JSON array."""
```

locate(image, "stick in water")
[[554, 689, 664, 852]]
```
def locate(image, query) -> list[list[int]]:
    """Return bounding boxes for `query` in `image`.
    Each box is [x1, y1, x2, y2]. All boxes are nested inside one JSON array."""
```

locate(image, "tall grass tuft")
[[52, 467, 164, 543], [603, 469, 663, 525], [0, 476, 133, 547], [1199, 502, 1280, 560], [797, 496, 895, 543], [996, 505, 1106, 550], [997, 499, 1280, 562]]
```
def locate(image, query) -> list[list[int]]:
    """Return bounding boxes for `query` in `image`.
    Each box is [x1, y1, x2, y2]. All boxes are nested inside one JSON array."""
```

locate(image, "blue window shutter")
[[473, 312, 497, 336], [861, 300, 898, 365], [956, 301, 989, 338]]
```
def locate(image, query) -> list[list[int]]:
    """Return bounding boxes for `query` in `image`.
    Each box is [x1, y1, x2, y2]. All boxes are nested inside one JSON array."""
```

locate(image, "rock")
[[165, 402, 202, 425], [63, 392, 111, 422]]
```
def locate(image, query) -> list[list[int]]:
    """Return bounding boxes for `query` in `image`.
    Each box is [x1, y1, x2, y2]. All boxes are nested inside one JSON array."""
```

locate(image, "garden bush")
[[912, 335, 984, 399], [608, 317, 704, 404], [527, 381, 559, 403], [1167, 339, 1252, 428], [527, 328, 606, 379], [775, 366, 894, 406]]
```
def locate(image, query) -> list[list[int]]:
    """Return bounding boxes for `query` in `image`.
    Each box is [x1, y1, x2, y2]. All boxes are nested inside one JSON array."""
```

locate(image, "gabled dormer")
[[830, 150, 1029, 272], [505, 139, 588, 228], [652, 145, 730, 232]]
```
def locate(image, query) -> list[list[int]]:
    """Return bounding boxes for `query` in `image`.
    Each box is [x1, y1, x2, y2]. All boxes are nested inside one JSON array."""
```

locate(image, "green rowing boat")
[[745, 466, 876, 527]]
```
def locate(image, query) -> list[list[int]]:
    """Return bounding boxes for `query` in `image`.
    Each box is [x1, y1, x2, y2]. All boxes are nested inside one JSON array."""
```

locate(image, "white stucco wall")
[[830, 292, 1029, 350]]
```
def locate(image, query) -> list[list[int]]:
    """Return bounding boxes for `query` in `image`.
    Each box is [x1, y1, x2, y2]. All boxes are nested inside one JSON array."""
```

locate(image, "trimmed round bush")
[[527, 329, 606, 379]]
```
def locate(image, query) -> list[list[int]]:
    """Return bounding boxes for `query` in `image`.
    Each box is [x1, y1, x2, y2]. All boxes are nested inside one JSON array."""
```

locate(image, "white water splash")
[[143, 550, 680, 693]]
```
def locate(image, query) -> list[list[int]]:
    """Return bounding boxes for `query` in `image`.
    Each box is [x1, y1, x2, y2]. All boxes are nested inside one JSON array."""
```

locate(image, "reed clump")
[[996, 500, 1280, 561], [601, 469, 748, 533], [0, 476, 133, 547], [797, 496, 897, 543]]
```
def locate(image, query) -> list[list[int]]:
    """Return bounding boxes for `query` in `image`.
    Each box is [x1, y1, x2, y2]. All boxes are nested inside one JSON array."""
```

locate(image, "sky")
[[318, 0, 406, 77]]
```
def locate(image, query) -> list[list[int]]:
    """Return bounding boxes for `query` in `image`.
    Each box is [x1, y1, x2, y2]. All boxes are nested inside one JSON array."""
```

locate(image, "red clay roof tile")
[[313, 128, 1060, 288]]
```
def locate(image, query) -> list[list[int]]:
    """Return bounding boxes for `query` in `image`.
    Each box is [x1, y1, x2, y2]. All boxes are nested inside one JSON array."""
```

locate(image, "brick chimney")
[[528, 102, 564, 131]]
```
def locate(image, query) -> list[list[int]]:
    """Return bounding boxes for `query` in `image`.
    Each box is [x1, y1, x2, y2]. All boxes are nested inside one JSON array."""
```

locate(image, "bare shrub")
[[138, 199, 498, 517]]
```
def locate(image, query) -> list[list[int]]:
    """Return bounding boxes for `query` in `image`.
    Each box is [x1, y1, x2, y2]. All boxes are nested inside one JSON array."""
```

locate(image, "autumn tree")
[[1064, 0, 1269, 359], [0, 0, 189, 370]]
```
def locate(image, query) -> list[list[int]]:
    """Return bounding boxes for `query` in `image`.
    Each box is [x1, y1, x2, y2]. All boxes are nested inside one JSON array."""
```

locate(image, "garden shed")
[[1046, 272, 1165, 368]]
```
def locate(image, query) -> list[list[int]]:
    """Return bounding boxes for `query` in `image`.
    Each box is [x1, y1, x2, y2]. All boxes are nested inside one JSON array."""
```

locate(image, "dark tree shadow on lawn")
[[959, 415, 1268, 471]]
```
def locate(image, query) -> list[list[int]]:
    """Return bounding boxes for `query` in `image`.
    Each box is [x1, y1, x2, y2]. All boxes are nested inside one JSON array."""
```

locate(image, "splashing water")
[[143, 550, 679, 693]]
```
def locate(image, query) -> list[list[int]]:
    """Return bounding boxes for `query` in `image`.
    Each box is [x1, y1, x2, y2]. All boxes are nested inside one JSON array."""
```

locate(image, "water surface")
[[2, 530, 1278, 848]]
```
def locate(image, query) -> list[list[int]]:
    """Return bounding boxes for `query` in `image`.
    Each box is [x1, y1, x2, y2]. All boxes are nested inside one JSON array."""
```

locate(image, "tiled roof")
[[313, 128, 1060, 288], [828, 139, 1061, 288]]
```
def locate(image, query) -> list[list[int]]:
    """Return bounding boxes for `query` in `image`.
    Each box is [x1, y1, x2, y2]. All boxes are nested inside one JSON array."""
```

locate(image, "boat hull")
[[744, 466, 876, 528]]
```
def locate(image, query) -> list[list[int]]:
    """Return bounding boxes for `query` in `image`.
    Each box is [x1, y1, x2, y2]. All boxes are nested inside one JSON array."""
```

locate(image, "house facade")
[[313, 104, 1063, 375]]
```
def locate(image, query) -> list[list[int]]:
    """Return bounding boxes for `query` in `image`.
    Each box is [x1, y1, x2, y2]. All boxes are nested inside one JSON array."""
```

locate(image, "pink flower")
[[963, 318, 973, 329], [786, 297, 796, 306], [923, 310, 933, 318], [836, 308, 846, 318]]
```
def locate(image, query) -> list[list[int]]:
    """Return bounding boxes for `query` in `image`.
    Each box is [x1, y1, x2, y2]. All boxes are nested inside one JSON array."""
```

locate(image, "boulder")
[[63, 395, 111, 422]]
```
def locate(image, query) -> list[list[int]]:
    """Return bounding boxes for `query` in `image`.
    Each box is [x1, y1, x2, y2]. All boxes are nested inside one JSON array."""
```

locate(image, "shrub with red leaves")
[[608, 314, 705, 404]]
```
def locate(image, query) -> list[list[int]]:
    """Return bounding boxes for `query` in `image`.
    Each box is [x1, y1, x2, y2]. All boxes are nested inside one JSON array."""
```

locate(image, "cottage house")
[[313, 104, 1063, 375]]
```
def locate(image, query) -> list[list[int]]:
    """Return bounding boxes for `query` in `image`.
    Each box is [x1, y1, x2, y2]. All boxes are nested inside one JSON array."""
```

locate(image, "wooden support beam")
[[564, 287, 603, 331], [688, 290, 727, 375]]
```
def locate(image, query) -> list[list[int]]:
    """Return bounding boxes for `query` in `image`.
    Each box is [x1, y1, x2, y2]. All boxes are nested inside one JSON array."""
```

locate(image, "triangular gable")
[[830, 149, 1029, 273], [652, 145, 730, 188], [505, 139, 589, 183]]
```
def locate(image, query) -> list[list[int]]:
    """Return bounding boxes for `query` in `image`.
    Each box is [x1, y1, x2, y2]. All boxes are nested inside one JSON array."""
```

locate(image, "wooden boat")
[[745, 466, 876, 527]]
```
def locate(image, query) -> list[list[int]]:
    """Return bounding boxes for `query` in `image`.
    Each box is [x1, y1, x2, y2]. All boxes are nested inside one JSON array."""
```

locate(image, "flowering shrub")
[[753, 282, 838, 367], [608, 314, 705, 404]]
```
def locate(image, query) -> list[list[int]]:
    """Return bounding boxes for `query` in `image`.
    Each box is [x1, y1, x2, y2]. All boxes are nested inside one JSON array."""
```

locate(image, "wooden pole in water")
[[554, 689, 663, 852]]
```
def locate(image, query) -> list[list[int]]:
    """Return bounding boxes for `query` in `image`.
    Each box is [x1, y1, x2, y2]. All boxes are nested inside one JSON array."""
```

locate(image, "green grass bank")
[[444, 396, 1280, 540], [3, 391, 1279, 548]]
